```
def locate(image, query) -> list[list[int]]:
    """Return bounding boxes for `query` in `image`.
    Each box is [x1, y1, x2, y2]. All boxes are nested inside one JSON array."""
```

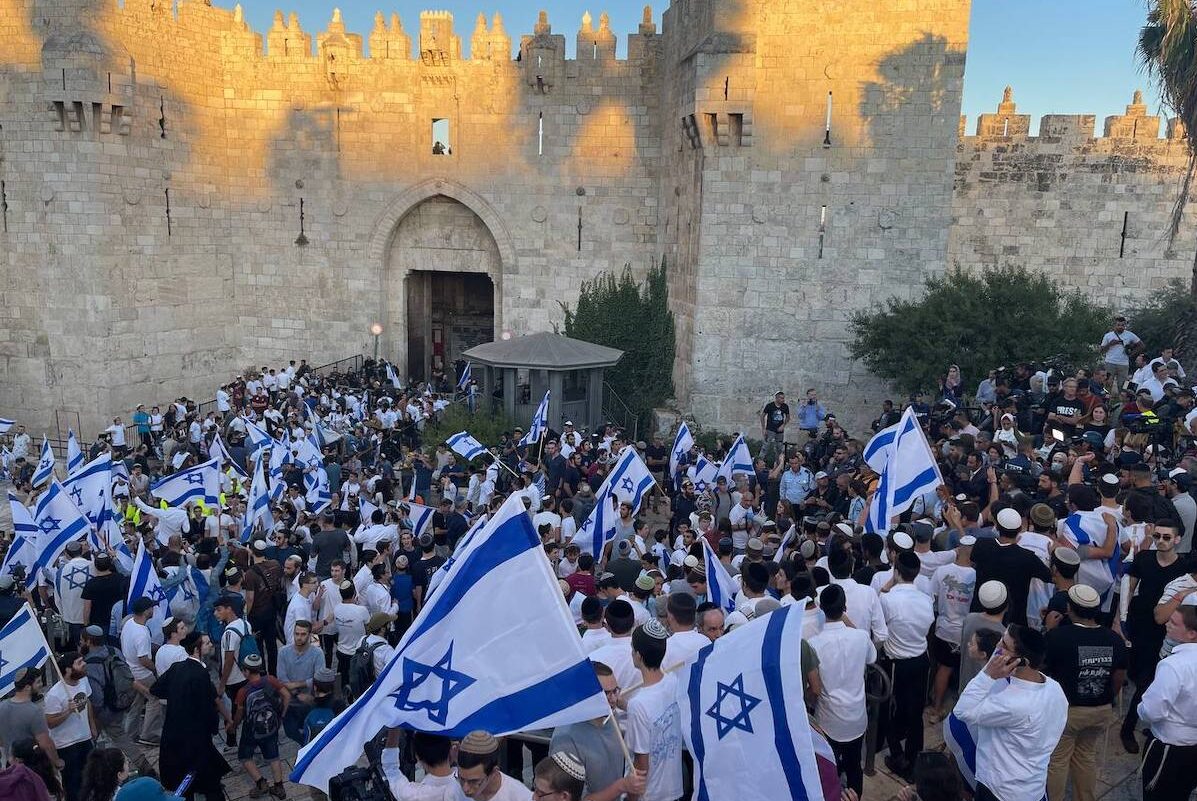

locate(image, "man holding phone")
[[1099, 316, 1141, 389], [953, 624, 1068, 801]]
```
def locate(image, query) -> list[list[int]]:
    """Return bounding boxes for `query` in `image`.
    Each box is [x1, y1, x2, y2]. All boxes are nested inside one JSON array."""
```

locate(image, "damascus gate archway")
[[372, 181, 515, 382]]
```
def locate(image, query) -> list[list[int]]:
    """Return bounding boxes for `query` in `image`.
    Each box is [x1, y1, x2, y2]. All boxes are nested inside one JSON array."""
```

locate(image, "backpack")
[[244, 681, 282, 740], [302, 706, 336, 744], [348, 639, 385, 700], [251, 563, 287, 615], [85, 649, 137, 712], [227, 619, 260, 664]]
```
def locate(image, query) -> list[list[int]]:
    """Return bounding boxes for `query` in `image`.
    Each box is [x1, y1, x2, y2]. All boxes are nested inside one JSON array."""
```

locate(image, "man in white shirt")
[[154, 617, 190, 677], [284, 572, 325, 647], [1138, 361, 1177, 404], [1099, 316, 1141, 388], [106, 418, 127, 453], [825, 549, 888, 643], [381, 729, 460, 801], [808, 584, 876, 797], [133, 497, 190, 546], [878, 551, 934, 779], [928, 536, 977, 719], [587, 600, 638, 692], [454, 730, 532, 801], [579, 597, 612, 654], [954, 624, 1068, 801], [626, 620, 683, 801], [1138, 605, 1197, 801], [1165, 470, 1197, 555], [120, 596, 161, 746], [333, 581, 371, 685], [216, 385, 231, 415], [55, 542, 92, 648], [661, 593, 709, 672], [44, 651, 97, 801]]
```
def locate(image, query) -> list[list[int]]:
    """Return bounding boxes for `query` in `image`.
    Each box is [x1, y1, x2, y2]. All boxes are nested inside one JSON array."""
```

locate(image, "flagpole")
[[485, 449, 521, 480], [26, 602, 65, 687]]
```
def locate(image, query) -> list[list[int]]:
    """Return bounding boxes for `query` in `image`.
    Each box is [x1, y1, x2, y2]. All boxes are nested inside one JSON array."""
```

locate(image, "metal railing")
[[194, 354, 366, 419], [601, 381, 639, 442]]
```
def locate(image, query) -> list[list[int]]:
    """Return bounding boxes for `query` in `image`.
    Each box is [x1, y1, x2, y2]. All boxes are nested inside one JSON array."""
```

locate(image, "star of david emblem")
[[0, 650, 8, 675], [63, 564, 90, 591], [580, 518, 593, 533], [145, 585, 167, 606], [388, 642, 475, 725], [620, 477, 634, 493], [38, 516, 61, 534], [184, 473, 206, 486], [8, 560, 25, 577], [675, 449, 685, 462], [695, 480, 708, 493], [706, 674, 762, 740], [69, 486, 84, 506], [180, 581, 196, 602]]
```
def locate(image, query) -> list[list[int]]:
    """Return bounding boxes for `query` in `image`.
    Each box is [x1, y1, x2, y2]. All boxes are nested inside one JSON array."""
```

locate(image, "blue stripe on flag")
[[946, 713, 976, 788], [863, 428, 897, 462], [450, 658, 600, 736], [292, 512, 540, 781], [762, 608, 809, 801], [33, 518, 89, 573], [891, 466, 939, 508], [0, 605, 34, 639], [687, 641, 713, 801], [0, 647, 47, 690]]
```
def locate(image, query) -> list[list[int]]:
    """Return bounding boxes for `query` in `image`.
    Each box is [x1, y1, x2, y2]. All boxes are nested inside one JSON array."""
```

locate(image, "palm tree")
[[1138, 1, 1197, 361]]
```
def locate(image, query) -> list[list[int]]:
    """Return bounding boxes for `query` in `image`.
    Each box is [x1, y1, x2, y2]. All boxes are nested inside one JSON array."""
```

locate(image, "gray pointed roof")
[[462, 332, 623, 370]]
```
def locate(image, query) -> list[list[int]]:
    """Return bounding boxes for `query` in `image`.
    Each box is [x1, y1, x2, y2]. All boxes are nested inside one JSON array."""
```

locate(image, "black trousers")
[[829, 735, 864, 796], [883, 652, 929, 767], [249, 612, 279, 676], [1141, 735, 1197, 801], [60, 740, 92, 801]]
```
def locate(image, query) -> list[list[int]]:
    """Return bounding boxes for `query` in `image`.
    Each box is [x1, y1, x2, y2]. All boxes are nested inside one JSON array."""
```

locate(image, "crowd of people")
[[0, 313, 1194, 801]]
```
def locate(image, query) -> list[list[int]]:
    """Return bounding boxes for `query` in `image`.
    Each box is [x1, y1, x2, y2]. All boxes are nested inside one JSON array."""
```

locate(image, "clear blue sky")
[[243, 1, 1166, 130]]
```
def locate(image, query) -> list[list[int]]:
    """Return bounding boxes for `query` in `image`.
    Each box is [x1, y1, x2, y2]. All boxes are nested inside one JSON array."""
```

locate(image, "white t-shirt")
[[1101, 329, 1141, 366], [44, 679, 92, 749], [334, 602, 371, 655], [216, 389, 231, 412], [155, 642, 188, 677], [55, 557, 92, 625], [220, 618, 253, 685], [120, 619, 154, 681], [929, 562, 976, 644], [106, 424, 126, 447], [626, 674, 684, 801]]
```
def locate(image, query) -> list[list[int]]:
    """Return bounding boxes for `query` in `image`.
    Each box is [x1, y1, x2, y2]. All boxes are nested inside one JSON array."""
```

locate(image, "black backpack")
[[348, 639, 385, 700], [251, 563, 287, 615], [85, 649, 137, 712], [244, 681, 282, 740]]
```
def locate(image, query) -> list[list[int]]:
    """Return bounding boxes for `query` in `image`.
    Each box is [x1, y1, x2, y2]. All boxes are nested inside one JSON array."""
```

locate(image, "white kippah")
[[641, 618, 669, 640], [551, 751, 586, 782]]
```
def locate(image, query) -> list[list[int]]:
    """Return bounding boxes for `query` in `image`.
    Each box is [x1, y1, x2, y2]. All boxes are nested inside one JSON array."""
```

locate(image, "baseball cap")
[[977, 580, 1008, 610], [814, 471, 829, 481]]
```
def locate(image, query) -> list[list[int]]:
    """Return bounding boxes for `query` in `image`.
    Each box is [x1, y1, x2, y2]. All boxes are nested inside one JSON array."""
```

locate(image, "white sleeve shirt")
[[1138, 642, 1197, 745], [878, 584, 934, 659], [808, 621, 877, 743]]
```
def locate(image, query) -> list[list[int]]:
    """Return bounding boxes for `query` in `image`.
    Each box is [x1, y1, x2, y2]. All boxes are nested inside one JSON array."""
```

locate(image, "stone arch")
[[370, 180, 514, 376]]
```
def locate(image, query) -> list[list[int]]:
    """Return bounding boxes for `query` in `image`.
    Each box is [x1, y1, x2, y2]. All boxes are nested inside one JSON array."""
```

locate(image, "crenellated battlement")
[[959, 87, 1188, 147], [104, 0, 660, 66]]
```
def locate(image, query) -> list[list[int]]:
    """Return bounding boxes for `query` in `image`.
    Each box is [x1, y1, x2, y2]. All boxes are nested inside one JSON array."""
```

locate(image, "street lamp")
[[370, 323, 383, 360]]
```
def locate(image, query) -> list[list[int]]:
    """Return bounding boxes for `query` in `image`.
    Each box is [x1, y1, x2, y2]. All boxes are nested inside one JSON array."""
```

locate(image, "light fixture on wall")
[[370, 322, 383, 359], [501, 330, 513, 341]]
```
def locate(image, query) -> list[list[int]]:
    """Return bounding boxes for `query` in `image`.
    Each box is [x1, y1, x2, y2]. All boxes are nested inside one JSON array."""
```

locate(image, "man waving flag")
[[519, 391, 550, 446], [679, 606, 828, 801], [291, 492, 610, 792], [150, 458, 221, 508], [603, 446, 656, 514], [863, 406, 942, 535]]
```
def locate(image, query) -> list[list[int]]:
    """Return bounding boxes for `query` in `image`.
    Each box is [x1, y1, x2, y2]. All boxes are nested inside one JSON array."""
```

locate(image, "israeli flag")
[[291, 492, 610, 791], [268, 434, 293, 502], [127, 539, 169, 631], [944, 713, 978, 790], [519, 391, 551, 446], [1, 493, 39, 581], [66, 430, 84, 477], [457, 362, 473, 392], [304, 467, 332, 515], [426, 516, 488, 601], [151, 458, 221, 508], [715, 434, 755, 486], [385, 363, 403, 389], [575, 486, 618, 558], [701, 538, 738, 615], [669, 422, 695, 490], [447, 431, 487, 462], [603, 447, 656, 514], [209, 432, 248, 478], [62, 454, 130, 563], [243, 459, 275, 543], [679, 605, 829, 801], [31, 436, 55, 488], [407, 501, 436, 539], [0, 417, 14, 434], [687, 455, 720, 495], [244, 419, 274, 452], [0, 604, 52, 698], [863, 407, 942, 535], [30, 480, 91, 575], [1062, 510, 1118, 599]]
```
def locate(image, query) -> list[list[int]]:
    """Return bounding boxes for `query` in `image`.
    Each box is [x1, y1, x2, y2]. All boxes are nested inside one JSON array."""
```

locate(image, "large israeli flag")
[[701, 538, 738, 615], [669, 422, 695, 490], [863, 407, 942, 535], [0, 417, 14, 434], [519, 391, 551, 446], [127, 540, 169, 632], [268, 434, 293, 502], [574, 486, 617, 558], [687, 455, 720, 495], [62, 453, 130, 563], [1, 493, 38, 581], [244, 419, 274, 452], [679, 605, 828, 801], [0, 604, 52, 698], [407, 501, 436, 539], [944, 713, 978, 790], [66, 430, 84, 477], [447, 431, 487, 462], [151, 458, 220, 508], [603, 447, 656, 514], [457, 362, 473, 392], [291, 492, 610, 791], [304, 467, 332, 516], [1061, 509, 1118, 599], [31, 436, 55, 488], [715, 434, 755, 487], [30, 480, 91, 575]]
